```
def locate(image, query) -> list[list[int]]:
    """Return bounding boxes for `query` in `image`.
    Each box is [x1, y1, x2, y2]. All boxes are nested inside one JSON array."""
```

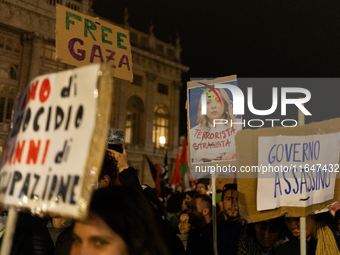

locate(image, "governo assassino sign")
[[257, 133, 339, 211], [56, 4, 133, 82], [0, 63, 112, 218], [236, 118, 340, 223]]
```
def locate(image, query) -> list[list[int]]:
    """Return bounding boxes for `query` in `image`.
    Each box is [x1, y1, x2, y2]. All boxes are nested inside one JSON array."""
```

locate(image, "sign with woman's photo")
[[187, 76, 242, 177]]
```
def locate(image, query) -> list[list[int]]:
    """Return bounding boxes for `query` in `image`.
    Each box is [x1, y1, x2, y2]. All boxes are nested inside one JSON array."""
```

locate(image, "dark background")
[[92, 0, 340, 135]]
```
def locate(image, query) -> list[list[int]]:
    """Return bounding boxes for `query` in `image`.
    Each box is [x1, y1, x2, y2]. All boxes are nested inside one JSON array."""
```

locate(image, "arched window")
[[10, 66, 17, 80], [0, 66, 18, 80], [153, 105, 169, 148], [125, 96, 144, 144]]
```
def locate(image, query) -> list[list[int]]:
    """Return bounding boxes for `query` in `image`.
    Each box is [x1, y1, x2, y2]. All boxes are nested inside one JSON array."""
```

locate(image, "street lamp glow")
[[159, 136, 166, 146]]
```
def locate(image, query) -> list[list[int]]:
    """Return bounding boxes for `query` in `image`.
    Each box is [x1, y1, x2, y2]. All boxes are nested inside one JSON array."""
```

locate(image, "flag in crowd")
[[145, 155, 162, 195], [160, 150, 169, 196], [172, 151, 181, 185]]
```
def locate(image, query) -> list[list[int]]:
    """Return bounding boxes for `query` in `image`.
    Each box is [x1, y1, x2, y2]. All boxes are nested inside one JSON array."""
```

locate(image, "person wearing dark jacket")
[[217, 183, 243, 255], [0, 212, 54, 255], [186, 194, 213, 255], [111, 148, 184, 255]]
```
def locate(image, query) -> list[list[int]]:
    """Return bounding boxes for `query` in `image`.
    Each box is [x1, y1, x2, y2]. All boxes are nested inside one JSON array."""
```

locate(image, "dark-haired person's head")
[[222, 183, 238, 221], [167, 193, 183, 214], [282, 213, 340, 254], [141, 184, 167, 218], [196, 180, 208, 194], [98, 150, 118, 188], [188, 194, 212, 228], [162, 188, 174, 208], [71, 185, 169, 255], [182, 191, 198, 211], [284, 214, 317, 240], [254, 218, 284, 248], [178, 210, 192, 234], [185, 191, 198, 200]]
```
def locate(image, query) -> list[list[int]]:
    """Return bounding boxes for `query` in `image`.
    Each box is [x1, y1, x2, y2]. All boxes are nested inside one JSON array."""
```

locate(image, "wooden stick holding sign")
[[298, 102, 306, 255], [0, 206, 18, 255], [0, 63, 114, 253], [211, 172, 217, 255], [186, 76, 241, 255]]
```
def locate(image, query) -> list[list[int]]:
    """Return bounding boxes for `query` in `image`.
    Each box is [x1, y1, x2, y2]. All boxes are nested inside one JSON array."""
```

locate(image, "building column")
[[172, 81, 181, 154], [144, 72, 157, 152], [18, 33, 33, 92], [28, 35, 43, 81]]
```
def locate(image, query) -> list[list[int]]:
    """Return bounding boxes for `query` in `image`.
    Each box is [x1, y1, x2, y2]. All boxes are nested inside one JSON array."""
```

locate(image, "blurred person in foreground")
[[48, 149, 118, 255], [187, 194, 213, 255], [110, 148, 184, 255], [217, 183, 244, 255], [273, 213, 340, 255], [71, 185, 169, 255], [0, 209, 54, 255]]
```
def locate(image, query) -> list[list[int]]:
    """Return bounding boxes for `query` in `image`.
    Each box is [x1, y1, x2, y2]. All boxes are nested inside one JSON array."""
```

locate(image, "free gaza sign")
[[56, 4, 133, 82]]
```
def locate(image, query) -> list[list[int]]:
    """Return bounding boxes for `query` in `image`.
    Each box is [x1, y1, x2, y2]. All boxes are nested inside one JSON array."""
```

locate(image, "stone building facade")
[[0, 0, 189, 186]]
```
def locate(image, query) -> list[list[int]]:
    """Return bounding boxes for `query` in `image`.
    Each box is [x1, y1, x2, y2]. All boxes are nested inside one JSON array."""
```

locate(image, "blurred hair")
[[162, 187, 174, 199], [142, 184, 167, 218], [184, 190, 198, 199], [334, 210, 340, 232], [249, 217, 287, 240], [167, 193, 183, 213], [196, 179, 208, 190], [179, 209, 190, 219], [98, 150, 118, 186], [90, 185, 169, 255], [197, 88, 236, 130]]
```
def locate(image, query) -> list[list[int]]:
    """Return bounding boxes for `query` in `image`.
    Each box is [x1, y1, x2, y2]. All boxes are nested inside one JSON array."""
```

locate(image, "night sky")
[[92, 0, 340, 136]]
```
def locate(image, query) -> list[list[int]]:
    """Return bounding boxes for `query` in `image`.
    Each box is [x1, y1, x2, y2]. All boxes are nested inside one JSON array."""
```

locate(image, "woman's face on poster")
[[206, 91, 224, 124]]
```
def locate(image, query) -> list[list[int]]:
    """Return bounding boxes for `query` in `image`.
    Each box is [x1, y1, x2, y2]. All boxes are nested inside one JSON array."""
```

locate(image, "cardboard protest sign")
[[257, 133, 339, 211], [56, 4, 133, 82], [0, 63, 112, 219], [187, 75, 241, 178], [236, 118, 340, 223]]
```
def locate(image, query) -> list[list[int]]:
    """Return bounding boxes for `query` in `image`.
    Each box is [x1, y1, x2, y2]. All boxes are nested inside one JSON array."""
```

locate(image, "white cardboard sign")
[[0, 64, 101, 216], [257, 133, 339, 211]]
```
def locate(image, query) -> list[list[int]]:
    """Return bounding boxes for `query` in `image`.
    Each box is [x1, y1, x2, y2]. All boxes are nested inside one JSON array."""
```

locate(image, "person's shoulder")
[[273, 238, 299, 255], [201, 222, 213, 235]]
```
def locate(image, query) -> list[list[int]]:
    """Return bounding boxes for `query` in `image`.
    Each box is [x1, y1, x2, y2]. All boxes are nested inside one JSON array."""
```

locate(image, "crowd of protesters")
[[1, 146, 340, 255]]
